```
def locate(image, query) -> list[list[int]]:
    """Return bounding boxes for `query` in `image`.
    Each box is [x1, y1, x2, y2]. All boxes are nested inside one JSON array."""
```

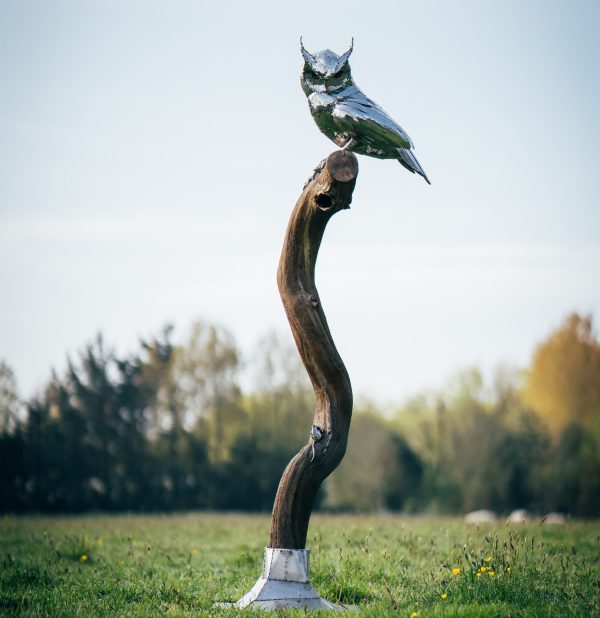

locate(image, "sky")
[[1, 0, 599, 403]]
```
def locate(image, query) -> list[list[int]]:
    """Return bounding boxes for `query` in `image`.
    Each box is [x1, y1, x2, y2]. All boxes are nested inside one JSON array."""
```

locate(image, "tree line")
[[1, 313, 599, 516]]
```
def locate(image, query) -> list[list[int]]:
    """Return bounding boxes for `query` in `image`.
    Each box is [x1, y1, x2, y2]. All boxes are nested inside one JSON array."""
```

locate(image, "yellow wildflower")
[[80, 554, 88, 561], [507, 567, 511, 573], [488, 571, 495, 577], [484, 556, 492, 563], [480, 566, 487, 572], [452, 567, 461, 575], [441, 593, 448, 600], [476, 572, 482, 578], [410, 613, 419, 618]]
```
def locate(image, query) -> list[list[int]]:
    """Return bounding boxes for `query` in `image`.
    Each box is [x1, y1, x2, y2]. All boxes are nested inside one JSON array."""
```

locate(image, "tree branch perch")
[[268, 150, 359, 549]]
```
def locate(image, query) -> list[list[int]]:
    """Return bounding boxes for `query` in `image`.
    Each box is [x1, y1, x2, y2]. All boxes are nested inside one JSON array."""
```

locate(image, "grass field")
[[0, 513, 598, 616]]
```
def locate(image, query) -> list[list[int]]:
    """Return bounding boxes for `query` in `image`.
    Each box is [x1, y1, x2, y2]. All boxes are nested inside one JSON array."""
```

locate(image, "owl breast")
[[308, 92, 335, 110], [307, 92, 348, 147]]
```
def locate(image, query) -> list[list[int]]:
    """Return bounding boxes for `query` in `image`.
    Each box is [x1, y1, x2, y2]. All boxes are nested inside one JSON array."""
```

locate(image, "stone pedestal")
[[218, 548, 352, 611]]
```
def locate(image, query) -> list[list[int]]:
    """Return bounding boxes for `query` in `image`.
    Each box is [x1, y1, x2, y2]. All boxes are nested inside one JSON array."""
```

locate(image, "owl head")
[[300, 38, 354, 94]]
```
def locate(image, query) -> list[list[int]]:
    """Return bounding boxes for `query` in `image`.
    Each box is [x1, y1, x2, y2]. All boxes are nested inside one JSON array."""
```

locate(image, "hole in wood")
[[315, 194, 333, 209]]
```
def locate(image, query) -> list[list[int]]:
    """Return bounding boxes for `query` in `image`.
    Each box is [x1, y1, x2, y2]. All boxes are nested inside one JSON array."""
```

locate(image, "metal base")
[[216, 548, 354, 611]]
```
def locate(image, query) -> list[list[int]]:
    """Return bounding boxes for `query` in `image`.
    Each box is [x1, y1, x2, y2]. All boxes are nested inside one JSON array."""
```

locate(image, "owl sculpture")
[[300, 38, 430, 184]]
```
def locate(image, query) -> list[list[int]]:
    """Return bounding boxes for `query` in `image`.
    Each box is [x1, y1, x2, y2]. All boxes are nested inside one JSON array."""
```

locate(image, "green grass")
[[0, 513, 598, 616]]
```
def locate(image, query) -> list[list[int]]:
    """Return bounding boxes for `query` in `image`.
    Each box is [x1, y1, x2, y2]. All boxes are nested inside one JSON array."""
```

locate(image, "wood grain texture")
[[268, 150, 359, 549]]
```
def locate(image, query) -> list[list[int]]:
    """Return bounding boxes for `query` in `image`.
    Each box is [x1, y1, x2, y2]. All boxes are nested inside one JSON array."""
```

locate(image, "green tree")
[[394, 368, 551, 514], [173, 322, 244, 463], [217, 332, 314, 511], [18, 335, 165, 511], [0, 360, 26, 511], [324, 406, 423, 512], [245, 332, 312, 449]]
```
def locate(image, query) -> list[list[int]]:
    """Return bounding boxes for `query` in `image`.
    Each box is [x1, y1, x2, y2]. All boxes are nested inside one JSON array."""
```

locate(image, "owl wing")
[[333, 88, 413, 150]]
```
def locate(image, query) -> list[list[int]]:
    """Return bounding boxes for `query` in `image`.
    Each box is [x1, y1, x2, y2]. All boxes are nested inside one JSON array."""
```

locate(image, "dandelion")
[[441, 593, 448, 600], [452, 567, 461, 575], [480, 566, 487, 572], [476, 572, 482, 578], [410, 613, 419, 618], [488, 571, 495, 577], [80, 554, 88, 561], [484, 556, 492, 563]]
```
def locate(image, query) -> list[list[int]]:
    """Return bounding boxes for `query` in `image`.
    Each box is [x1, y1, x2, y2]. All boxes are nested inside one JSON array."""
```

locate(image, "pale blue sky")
[[1, 0, 599, 402]]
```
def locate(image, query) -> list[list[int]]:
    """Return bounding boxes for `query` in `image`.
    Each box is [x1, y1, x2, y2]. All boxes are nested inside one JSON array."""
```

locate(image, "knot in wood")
[[310, 425, 323, 442]]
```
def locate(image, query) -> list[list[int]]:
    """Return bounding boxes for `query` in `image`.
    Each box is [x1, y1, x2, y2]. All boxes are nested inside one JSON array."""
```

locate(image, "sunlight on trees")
[[523, 313, 600, 436], [1, 313, 598, 516], [0, 361, 20, 434], [172, 321, 243, 463]]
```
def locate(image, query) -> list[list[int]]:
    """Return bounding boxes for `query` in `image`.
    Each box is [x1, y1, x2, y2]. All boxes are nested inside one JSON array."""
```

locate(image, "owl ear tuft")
[[300, 36, 316, 66], [335, 38, 354, 71]]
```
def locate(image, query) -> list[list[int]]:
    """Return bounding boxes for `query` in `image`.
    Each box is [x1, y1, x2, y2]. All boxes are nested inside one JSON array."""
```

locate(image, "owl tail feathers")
[[397, 148, 431, 185]]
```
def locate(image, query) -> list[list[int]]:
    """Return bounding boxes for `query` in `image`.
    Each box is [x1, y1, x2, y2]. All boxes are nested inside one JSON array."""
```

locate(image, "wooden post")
[[269, 150, 359, 549], [217, 151, 360, 609]]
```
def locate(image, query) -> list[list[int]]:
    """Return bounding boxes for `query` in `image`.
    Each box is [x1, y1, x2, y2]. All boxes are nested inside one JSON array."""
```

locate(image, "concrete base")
[[216, 548, 354, 611]]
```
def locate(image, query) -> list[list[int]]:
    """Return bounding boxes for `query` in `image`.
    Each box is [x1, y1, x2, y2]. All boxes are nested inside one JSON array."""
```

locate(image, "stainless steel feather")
[[300, 38, 430, 184]]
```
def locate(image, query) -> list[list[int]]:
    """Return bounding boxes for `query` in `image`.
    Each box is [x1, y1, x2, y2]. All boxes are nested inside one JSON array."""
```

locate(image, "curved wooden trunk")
[[268, 151, 359, 549]]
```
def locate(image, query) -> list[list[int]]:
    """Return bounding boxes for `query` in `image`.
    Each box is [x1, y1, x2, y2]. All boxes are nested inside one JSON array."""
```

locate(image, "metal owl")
[[300, 38, 430, 184]]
